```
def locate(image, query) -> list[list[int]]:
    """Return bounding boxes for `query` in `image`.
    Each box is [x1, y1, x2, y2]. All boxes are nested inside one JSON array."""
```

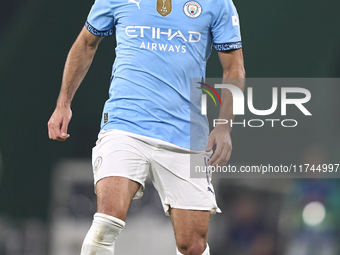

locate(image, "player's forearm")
[[217, 67, 245, 131], [56, 38, 98, 107]]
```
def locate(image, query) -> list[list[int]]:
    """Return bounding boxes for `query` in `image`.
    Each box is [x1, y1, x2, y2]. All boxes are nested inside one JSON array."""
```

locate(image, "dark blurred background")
[[0, 0, 340, 254]]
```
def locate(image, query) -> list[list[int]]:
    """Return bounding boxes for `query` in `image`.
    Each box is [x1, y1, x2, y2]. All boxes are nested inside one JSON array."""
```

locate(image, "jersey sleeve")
[[85, 0, 115, 37], [211, 0, 242, 51]]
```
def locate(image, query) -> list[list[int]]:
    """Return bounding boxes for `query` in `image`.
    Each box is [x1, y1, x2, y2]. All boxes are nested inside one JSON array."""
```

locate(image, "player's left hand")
[[205, 126, 232, 167]]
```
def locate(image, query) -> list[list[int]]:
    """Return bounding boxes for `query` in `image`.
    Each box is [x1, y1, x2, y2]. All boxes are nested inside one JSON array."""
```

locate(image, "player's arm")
[[48, 27, 104, 141], [206, 49, 245, 166]]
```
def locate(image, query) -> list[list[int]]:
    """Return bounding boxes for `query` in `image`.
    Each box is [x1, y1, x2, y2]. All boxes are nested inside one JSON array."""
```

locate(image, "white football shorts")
[[92, 129, 221, 216]]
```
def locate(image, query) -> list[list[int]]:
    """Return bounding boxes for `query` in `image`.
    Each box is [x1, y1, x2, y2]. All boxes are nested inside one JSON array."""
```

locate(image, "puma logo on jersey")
[[207, 187, 214, 194], [128, 0, 141, 9]]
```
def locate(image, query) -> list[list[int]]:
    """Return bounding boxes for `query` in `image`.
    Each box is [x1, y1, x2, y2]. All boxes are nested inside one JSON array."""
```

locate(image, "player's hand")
[[48, 106, 72, 141], [205, 126, 232, 167]]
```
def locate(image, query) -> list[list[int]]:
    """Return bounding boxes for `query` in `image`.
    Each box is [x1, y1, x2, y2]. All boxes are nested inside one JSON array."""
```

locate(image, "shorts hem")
[[163, 204, 222, 216]]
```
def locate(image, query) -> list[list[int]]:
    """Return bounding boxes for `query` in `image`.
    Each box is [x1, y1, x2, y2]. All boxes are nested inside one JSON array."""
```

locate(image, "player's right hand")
[[48, 106, 72, 141]]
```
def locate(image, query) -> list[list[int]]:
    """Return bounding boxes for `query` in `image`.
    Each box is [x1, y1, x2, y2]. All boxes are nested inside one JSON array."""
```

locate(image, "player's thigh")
[[170, 208, 210, 248], [92, 130, 152, 220], [96, 176, 141, 221]]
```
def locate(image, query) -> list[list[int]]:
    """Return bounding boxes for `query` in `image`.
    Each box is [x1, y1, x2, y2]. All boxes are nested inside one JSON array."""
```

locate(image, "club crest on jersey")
[[183, 1, 202, 18], [93, 156, 103, 173]]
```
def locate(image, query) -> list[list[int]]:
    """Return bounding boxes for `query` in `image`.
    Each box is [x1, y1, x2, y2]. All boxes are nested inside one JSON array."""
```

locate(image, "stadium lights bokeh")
[[302, 201, 326, 227]]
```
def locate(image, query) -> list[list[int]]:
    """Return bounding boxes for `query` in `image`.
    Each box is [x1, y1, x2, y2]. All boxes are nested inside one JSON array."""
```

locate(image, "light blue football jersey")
[[86, 0, 242, 150]]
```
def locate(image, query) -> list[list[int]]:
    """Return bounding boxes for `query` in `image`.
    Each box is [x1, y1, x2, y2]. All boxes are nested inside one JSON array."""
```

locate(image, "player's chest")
[[113, 0, 213, 31]]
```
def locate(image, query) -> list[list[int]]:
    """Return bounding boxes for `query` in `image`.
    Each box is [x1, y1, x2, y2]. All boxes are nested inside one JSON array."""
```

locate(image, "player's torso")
[[106, 0, 218, 120], [100, 0, 221, 149]]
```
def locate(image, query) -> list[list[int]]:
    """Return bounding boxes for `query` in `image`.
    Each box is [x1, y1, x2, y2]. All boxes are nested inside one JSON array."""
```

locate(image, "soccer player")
[[48, 0, 245, 254]]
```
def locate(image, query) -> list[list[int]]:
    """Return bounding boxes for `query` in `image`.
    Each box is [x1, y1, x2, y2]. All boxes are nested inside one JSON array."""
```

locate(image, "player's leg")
[[80, 176, 140, 255], [81, 130, 151, 255], [96, 176, 140, 220], [170, 209, 210, 255], [149, 143, 219, 255]]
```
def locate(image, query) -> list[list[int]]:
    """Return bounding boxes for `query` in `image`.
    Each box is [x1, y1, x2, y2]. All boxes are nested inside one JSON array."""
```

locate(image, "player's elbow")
[[76, 29, 102, 52], [83, 39, 99, 52], [237, 66, 246, 78], [72, 37, 99, 55], [222, 66, 246, 92], [223, 66, 246, 79]]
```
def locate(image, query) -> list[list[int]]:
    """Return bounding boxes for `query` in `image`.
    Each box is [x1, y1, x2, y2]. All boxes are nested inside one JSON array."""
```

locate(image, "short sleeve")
[[211, 0, 242, 51], [85, 0, 115, 37]]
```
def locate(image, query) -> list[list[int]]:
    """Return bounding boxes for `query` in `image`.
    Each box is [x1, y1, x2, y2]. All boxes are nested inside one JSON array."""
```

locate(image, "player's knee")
[[97, 205, 126, 221], [81, 213, 125, 255], [97, 196, 128, 221], [177, 240, 208, 255]]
